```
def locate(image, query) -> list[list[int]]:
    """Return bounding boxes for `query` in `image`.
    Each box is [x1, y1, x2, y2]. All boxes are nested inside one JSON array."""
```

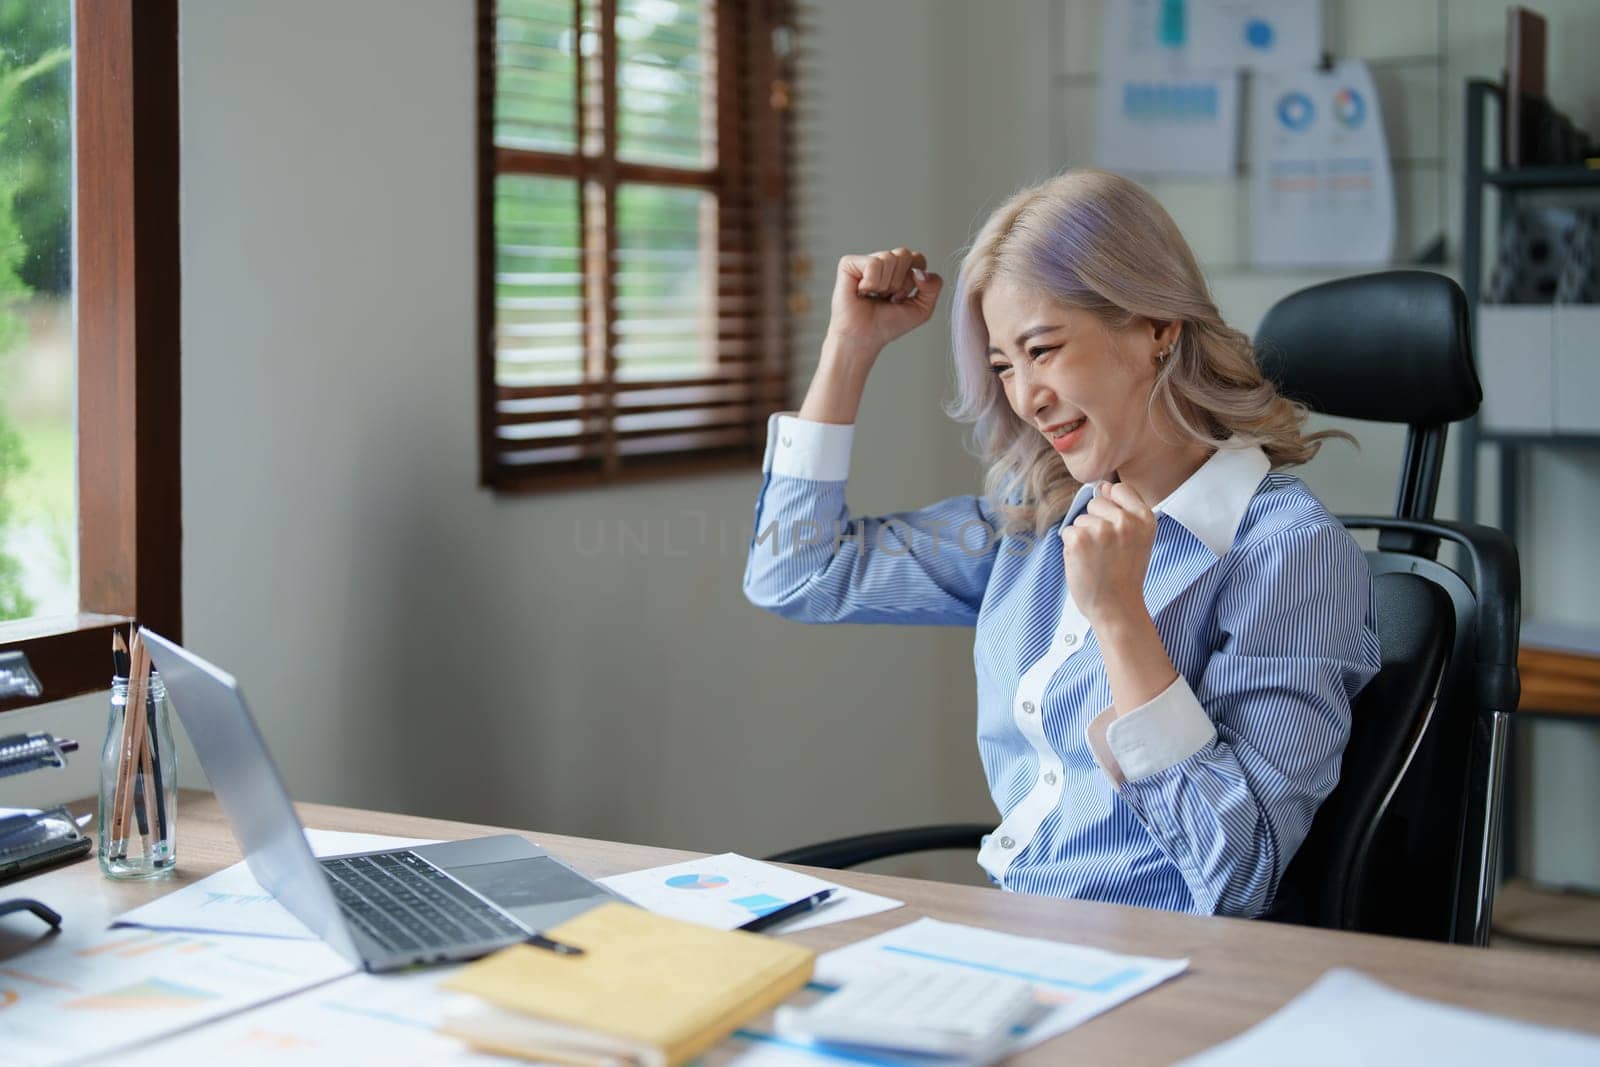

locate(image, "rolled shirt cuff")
[[762, 411, 855, 481], [1087, 675, 1217, 785]]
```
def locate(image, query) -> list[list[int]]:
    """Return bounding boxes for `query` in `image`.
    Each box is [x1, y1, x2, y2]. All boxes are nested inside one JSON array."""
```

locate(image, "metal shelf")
[[1457, 80, 1600, 536], [1459, 80, 1600, 892], [1478, 429, 1600, 446], [1482, 166, 1600, 190]]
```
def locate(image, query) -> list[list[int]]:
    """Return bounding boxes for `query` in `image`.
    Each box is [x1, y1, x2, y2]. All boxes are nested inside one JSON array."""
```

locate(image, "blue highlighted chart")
[[665, 873, 730, 890], [732, 893, 787, 917]]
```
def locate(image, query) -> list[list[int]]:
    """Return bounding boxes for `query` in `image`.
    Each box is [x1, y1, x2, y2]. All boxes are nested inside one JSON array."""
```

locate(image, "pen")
[[737, 888, 835, 934], [525, 931, 585, 957]]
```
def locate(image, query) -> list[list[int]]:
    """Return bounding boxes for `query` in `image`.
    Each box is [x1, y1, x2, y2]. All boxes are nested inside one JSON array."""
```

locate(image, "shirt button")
[[1062, 632, 1078, 646], [1044, 772, 1058, 786], [1021, 701, 1036, 715], [999, 836, 1015, 849]]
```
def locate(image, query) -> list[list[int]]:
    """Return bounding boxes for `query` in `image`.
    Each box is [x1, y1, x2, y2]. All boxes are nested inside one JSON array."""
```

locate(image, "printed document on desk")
[[725, 917, 1187, 1063], [116, 965, 528, 1066], [600, 852, 903, 932], [1177, 968, 1600, 1066], [0, 926, 354, 1066], [112, 828, 435, 939]]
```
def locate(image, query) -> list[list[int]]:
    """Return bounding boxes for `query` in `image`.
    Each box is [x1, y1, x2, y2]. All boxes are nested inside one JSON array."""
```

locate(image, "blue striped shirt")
[[744, 414, 1381, 917]]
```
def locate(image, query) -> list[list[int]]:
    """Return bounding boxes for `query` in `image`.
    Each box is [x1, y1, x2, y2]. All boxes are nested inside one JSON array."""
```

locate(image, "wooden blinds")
[[478, 0, 800, 491]]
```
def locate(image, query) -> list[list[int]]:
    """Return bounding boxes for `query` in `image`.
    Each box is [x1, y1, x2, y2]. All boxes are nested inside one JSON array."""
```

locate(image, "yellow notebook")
[[439, 902, 815, 1067]]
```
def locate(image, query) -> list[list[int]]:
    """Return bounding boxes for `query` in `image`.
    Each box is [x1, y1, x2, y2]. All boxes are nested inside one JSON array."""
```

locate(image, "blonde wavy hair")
[[946, 168, 1349, 536]]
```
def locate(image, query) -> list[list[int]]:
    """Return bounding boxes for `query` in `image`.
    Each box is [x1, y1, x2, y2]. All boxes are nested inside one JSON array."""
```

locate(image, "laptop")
[[141, 630, 630, 973]]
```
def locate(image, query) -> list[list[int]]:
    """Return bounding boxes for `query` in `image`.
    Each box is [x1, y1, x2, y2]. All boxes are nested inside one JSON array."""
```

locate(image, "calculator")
[[774, 965, 1037, 1062]]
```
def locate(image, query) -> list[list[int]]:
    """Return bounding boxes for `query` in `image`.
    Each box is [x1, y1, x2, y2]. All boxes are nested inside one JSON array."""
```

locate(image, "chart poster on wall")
[[1095, 0, 1240, 175], [1250, 60, 1395, 267]]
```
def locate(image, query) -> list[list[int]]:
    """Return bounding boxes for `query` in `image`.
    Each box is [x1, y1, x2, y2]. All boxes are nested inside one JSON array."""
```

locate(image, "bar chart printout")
[[0, 927, 354, 1065]]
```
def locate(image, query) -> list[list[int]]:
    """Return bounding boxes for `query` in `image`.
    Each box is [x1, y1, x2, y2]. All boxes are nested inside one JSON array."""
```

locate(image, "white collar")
[[1067, 439, 1272, 557]]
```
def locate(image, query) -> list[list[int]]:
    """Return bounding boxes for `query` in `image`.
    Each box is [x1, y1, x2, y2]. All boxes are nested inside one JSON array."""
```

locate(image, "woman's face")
[[979, 279, 1172, 487]]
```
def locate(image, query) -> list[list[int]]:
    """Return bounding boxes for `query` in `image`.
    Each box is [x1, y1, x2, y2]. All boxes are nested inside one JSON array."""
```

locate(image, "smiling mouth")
[[1045, 417, 1086, 440]]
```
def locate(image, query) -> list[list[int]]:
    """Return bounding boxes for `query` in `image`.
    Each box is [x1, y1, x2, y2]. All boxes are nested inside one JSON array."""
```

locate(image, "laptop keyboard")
[[320, 851, 526, 957]]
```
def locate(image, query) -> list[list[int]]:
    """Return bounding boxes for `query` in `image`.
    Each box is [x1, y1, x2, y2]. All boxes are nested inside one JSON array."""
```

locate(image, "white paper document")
[[1095, 0, 1241, 176], [725, 917, 1188, 1063], [113, 828, 436, 940], [1250, 60, 1396, 266], [116, 965, 526, 1066], [1177, 968, 1600, 1066], [0, 926, 355, 1066], [600, 852, 903, 933]]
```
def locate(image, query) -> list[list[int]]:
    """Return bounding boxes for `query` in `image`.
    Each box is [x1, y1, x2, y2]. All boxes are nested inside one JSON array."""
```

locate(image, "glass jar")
[[97, 671, 177, 878]]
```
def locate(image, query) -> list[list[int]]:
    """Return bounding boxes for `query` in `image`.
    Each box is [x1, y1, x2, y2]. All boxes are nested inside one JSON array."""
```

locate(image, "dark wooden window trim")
[[0, 0, 182, 714], [478, 0, 797, 492]]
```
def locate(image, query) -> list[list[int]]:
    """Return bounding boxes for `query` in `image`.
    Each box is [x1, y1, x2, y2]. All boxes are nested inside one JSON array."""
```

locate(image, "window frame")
[[477, 0, 796, 493], [0, 0, 182, 713]]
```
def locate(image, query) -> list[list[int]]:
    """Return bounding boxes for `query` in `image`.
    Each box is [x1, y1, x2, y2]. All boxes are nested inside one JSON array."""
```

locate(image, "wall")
[[2, 1, 1000, 875], [1054, 0, 1443, 519], [1048, 0, 1600, 887], [6, 0, 1595, 893]]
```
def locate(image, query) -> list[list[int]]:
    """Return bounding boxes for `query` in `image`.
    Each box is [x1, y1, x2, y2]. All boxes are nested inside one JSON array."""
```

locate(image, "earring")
[[1157, 343, 1175, 363]]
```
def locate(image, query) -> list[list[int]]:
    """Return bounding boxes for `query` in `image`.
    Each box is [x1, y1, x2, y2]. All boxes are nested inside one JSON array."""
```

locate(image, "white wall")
[[2, 1, 999, 874], [1050, 0, 1600, 888], [171, 0, 1003, 860], [1054, 0, 1439, 518], [7, 0, 1596, 894], [920, 0, 1064, 881]]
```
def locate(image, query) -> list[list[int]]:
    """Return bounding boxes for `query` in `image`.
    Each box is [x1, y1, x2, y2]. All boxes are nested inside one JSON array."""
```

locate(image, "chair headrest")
[[1254, 271, 1482, 426]]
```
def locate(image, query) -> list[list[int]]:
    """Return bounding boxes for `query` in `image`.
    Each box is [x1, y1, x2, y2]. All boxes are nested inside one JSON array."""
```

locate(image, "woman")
[[743, 169, 1381, 918]]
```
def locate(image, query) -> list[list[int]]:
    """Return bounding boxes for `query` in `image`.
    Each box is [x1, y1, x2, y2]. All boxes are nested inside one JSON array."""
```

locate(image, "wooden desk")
[[1520, 645, 1600, 719], [5, 792, 1600, 1064]]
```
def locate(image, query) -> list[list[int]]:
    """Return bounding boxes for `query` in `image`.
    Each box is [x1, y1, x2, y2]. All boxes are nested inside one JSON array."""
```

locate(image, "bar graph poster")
[[1095, 0, 1240, 175], [1250, 60, 1395, 267]]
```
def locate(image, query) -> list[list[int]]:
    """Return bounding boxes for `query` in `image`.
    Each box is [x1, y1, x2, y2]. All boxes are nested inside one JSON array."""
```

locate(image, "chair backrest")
[[1255, 272, 1520, 944], [1254, 270, 1480, 526], [1280, 570, 1453, 934]]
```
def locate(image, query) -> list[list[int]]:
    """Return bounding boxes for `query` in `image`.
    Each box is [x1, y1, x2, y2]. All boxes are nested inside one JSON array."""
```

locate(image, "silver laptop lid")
[[141, 630, 360, 963]]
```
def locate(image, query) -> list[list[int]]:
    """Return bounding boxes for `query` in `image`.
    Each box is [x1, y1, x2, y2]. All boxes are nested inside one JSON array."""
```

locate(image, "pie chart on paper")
[[665, 873, 731, 890]]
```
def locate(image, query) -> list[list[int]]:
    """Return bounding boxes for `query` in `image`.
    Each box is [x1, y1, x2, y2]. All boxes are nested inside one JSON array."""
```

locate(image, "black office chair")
[[766, 271, 1521, 947]]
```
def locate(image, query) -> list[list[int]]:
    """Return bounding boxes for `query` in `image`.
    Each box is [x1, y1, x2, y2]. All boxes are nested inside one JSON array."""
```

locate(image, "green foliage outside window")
[[494, 0, 713, 388], [0, 0, 70, 620], [1, 1, 70, 297]]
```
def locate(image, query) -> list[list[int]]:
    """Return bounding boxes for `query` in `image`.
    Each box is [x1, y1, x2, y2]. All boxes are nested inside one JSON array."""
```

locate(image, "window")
[[0, 1, 181, 713], [479, 0, 801, 490], [1, 1, 72, 623]]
